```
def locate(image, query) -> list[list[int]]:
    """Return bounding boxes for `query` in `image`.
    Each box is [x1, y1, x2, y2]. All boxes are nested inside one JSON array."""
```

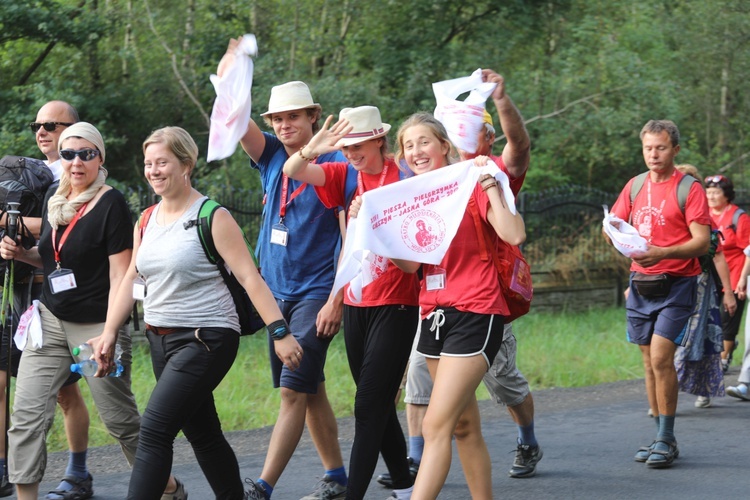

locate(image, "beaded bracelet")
[[267, 319, 291, 340], [298, 146, 318, 163]]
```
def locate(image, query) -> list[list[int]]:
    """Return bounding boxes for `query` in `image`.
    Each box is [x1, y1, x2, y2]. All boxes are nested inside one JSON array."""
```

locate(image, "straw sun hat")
[[339, 106, 391, 146], [261, 81, 322, 116]]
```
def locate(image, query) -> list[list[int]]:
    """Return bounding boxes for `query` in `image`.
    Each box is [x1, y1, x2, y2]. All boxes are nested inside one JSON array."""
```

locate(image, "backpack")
[[628, 171, 697, 217], [466, 196, 533, 322], [139, 199, 264, 336], [728, 208, 746, 233], [0, 155, 55, 282]]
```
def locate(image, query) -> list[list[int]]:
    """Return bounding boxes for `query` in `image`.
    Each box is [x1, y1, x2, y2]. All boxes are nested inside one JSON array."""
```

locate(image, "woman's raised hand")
[[303, 116, 353, 159]]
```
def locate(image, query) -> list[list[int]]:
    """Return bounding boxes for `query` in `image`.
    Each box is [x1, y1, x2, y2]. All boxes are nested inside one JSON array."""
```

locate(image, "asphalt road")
[[23, 371, 750, 499]]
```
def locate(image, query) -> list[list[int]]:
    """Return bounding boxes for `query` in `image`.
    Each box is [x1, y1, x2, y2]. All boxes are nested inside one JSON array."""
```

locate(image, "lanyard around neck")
[[52, 203, 88, 267]]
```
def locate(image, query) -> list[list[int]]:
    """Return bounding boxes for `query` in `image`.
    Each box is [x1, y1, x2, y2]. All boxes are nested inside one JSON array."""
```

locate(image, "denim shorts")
[[268, 298, 332, 394], [626, 273, 697, 345]]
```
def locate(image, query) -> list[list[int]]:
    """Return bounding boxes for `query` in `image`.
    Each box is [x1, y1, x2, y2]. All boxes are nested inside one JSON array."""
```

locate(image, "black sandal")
[[45, 473, 93, 500], [645, 441, 679, 468]]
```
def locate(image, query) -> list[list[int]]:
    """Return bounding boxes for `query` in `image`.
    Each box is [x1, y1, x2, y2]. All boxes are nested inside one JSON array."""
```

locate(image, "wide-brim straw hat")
[[261, 81, 322, 116], [339, 106, 391, 146]]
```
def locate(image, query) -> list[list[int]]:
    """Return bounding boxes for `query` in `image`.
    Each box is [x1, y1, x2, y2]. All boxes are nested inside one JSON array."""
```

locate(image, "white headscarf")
[[47, 122, 108, 229]]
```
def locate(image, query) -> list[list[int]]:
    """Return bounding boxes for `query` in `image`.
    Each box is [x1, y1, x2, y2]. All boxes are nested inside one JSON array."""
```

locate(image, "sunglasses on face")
[[29, 122, 74, 133], [705, 175, 729, 185], [59, 149, 100, 162]]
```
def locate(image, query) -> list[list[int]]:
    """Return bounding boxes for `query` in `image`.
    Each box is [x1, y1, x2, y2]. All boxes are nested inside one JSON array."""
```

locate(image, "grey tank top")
[[136, 197, 239, 332]]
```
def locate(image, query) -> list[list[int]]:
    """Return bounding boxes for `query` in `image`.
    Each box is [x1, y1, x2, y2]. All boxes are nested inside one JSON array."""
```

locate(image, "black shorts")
[[417, 307, 505, 367]]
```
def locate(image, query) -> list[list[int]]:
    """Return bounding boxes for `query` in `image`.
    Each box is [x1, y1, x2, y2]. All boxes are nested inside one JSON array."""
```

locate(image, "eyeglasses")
[[29, 122, 73, 133], [59, 149, 100, 162], [705, 175, 729, 185]]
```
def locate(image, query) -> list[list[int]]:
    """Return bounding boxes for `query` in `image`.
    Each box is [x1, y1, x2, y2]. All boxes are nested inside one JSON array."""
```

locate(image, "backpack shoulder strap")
[[195, 198, 259, 268], [676, 174, 698, 213], [629, 172, 649, 205], [138, 204, 157, 241], [732, 207, 746, 229], [343, 165, 358, 214], [196, 199, 221, 264]]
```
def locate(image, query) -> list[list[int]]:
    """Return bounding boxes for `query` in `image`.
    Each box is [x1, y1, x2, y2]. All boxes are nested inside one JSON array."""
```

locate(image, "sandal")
[[45, 473, 93, 500], [634, 441, 656, 462], [645, 440, 679, 468]]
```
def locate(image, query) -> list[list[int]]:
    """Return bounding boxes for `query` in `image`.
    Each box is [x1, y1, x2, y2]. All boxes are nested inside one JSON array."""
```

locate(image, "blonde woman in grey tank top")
[[89, 127, 303, 500]]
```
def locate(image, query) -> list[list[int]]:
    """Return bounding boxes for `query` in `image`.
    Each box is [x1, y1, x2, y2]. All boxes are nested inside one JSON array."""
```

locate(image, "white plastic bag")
[[433, 68, 496, 154], [207, 34, 258, 162], [15, 299, 42, 350], [602, 205, 648, 258]]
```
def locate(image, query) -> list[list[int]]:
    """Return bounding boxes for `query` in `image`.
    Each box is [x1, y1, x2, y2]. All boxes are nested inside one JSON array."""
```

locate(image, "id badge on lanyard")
[[48, 268, 77, 294], [426, 267, 446, 291], [49, 204, 87, 294], [271, 221, 289, 247], [273, 174, 308, 248]]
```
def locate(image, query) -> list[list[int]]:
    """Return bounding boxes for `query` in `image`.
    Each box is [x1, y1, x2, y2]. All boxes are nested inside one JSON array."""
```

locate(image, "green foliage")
[[2, 0, 750, 192]]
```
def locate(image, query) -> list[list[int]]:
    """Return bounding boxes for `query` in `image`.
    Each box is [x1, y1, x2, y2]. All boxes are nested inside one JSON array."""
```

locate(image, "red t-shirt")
[[710, 204, 750, 289], [419, 184, 510, 318], [611, 170, 711, 276], [314, 158, 420, 307]]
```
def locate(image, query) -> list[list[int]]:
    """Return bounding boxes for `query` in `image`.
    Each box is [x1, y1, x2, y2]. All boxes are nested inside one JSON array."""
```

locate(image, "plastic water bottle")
[[72, 343, 94, 360], [70, 359, 124, 377], [73, 343, 123, 362]]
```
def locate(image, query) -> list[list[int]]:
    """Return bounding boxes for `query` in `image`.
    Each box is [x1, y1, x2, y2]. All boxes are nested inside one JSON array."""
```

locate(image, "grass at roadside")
[[40, 305, 742, 452]]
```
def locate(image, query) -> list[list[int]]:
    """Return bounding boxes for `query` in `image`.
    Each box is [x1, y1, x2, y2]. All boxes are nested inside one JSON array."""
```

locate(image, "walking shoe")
[[244, 478, 269, 500], [299, 475, 346, 500], [45, 473, 93, 500], [0, 474, 12, 498], [161, 476, 188, 500], [727, 383, 750, 401], [722, 359, 729, 373], [694, 396, 711, 408], [376, 457, 419, 488], [509, 444, 543, 478]]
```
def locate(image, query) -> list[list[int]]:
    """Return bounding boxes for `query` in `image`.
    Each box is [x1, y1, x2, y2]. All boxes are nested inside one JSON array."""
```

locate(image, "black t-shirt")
[[38, 188, 133, 323]]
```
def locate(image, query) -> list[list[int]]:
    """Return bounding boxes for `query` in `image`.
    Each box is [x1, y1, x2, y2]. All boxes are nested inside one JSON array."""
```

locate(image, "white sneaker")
[[694, 396, 711, 408], [727, 383, 750, 401]]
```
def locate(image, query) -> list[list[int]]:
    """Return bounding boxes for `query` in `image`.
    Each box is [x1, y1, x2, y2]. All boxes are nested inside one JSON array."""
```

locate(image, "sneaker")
[[722, 359, 729, 373], [45, 473, 93, 500], [694, 396, 711, 408], [161, 476, 188, 500], [376, 458, 419, 488], [727, 383, 750, 401], [0, 474, 12, 498], [299, 475, 346, 500], [244, 478, 269, 500], [509, 444, 543, 478]]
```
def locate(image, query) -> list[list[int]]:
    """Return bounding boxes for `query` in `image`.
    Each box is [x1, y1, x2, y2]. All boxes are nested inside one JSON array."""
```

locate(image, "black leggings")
[[720, 293, 746, 344], [127, 327, 242, 500], [343, 304, 419, 499]]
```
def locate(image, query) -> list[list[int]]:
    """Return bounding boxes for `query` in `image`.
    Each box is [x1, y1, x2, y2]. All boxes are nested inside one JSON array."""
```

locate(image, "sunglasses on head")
[[59, 149, 100, 162], [705, 175, 728, 185], [29, 122, 74, 133]]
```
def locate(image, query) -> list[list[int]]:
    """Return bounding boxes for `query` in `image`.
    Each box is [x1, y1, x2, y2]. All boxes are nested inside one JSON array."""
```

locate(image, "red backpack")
[[467, 196, 533, 322]]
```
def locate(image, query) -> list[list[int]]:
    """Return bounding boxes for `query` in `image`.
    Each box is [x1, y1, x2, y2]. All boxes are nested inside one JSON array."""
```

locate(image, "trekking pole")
[[1, 202, 20, 475]]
